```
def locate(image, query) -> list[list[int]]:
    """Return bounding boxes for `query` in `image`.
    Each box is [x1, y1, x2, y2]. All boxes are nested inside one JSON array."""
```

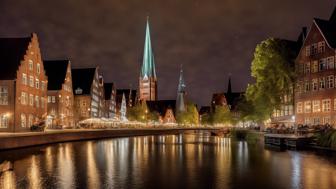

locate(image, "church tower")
[[139, 17, 157, 101], [176, 65, 186, 112]]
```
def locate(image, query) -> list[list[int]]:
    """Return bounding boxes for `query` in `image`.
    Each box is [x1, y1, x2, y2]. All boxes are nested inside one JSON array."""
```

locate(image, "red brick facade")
[[295, 21, 336, 126], [0, 33, 48, 132]]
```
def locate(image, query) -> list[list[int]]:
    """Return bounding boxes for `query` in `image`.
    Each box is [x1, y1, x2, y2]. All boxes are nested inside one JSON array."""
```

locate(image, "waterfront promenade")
[[0, 127, 227, 150]]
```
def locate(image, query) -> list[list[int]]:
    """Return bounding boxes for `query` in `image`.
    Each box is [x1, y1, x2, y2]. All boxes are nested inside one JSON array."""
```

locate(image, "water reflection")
[[0, 133, 335, 189]]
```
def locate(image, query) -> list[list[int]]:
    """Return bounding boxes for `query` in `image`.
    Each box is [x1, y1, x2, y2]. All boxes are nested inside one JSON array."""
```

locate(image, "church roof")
[[140, 18, 156, 78], [71, 68, 96, 95], [43, 60, 69, 90], [0, 36, 31, 80]]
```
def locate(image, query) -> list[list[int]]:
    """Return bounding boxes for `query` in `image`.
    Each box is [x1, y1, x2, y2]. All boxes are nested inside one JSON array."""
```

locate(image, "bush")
[[315, 129, 336, 149]]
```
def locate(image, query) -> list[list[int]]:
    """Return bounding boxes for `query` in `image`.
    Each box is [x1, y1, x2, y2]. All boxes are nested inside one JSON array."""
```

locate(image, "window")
[[0, 114, 9, 128], [305, 117, 311, 125], [320, 77, 326, 89], [323, 117, 331, 125], [318, 41, 325, 53], [304, 101, 311, 113], [75, 88, 83, 95], [48, 96, 51, 103], [312, 79, 318, 91], [313, 117, 320, 125], [29, 94, 34, 106], [305, 46, 311, 56], [297, 102, 303, 113], [22, 73, 27, 85], [35, 79, 39, 89], [41, 82, 45, 91], [312, 61, 318, 73], [37, 63, 40, 74], [29, 76, 34, 87], [28, 114, 33, 127], [304, 62, 310, 74], [21, 114, 26, 127], [28, 60, 33, 70], [52, 96, 56, 103], [327, 56, 334, 69], [327, 75, 334, 88], [21, 92, 27, 105], [0, 86, 8, 105], [319, 58, 327, 71], [312, 43, 318, 55], [322, 99, 331, 112], [305, 81, 310, 92], [35, 96, 39, 108], [313, 100, 320, 112], [334, 99, 336, 111]]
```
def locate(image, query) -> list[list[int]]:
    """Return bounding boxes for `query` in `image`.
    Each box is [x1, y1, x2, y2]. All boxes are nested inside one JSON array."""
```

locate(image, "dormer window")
[[75, 88, 83, 95]]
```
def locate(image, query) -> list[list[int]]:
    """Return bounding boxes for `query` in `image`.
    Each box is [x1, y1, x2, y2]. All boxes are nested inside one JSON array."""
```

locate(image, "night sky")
[[0, 0, 334, 106]]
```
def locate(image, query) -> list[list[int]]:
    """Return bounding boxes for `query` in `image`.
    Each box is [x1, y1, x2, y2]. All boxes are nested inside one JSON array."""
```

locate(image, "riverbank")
[[0, 127, 227, 150]]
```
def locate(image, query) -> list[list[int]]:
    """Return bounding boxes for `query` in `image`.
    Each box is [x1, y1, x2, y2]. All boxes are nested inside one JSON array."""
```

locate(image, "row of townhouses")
[[0, 33, 118, 132], [272, 8, 336, 127]]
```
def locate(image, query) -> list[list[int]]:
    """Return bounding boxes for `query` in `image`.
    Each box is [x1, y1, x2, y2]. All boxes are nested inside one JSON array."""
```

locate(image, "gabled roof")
[[104, 83, 115, 100], [146, 100, 176, 116], [313, 18, 336, 48], [116, 89, 137, 107], [44, 60, 69, 90], [0, 36, 31, 80], [71, 68, 96, 95]]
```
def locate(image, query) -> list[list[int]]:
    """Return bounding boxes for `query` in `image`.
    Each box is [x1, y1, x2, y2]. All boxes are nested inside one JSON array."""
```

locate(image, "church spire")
[[141, 17, 156, 79], [176, 65, 186, 112], [227, 76, 232, 94]]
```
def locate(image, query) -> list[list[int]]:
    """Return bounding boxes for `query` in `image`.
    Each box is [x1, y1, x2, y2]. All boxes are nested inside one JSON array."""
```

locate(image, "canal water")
[[0, 133, 335, 189]]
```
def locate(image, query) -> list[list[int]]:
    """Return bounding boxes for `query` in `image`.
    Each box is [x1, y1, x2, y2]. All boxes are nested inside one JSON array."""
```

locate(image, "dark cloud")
[[0, 0, 334, 106]]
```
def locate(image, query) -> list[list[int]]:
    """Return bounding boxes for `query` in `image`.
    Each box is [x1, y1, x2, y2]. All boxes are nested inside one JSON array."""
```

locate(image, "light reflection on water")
[[0, 133, 335, 189]]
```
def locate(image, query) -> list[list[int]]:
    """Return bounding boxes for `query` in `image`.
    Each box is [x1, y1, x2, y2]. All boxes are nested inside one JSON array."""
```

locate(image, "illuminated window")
[[29, 76, 34, 87], [37, 63, 40, 74], [312, 78, 318, 91], [21, 114, 26, 127], [21, 92, 27, 105], [304, 62, 310, 74], [327, 56, 334, 69], [322, 99, 331, 112], [312, 61, 318, 73], [28, 114, 33, 127], [304, 101, 311, 113], [28, 60, 33, 70], [22, 73, 27, 85], [312, 43, 318, 55], [319, 58, 327, 71], [29, 94, 34, 106], [312, 100, 320, 112], [35, 79, 39, 89], [0, 114, 9, 128], [0, 86, 8, 105]]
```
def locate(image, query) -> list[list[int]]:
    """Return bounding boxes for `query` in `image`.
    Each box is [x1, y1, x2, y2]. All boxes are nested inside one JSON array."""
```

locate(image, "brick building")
[[0, 33, 48, 132], [72, 67, 105, 122], [44, 60, 74, 128], [295, 9, 336, 126], [146, 100, 176, 124], [104, 83, 117, 119]]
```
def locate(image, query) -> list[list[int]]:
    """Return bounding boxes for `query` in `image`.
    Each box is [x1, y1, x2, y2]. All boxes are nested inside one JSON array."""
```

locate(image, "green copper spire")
[[141, 17, 156, 79]]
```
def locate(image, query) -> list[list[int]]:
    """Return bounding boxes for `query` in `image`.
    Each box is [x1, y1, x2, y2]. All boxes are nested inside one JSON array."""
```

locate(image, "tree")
[[176, 103, 199, 125], [246, 38, 297, 121], [211, 105, 232, 125], [127, 102, 147, 122]]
